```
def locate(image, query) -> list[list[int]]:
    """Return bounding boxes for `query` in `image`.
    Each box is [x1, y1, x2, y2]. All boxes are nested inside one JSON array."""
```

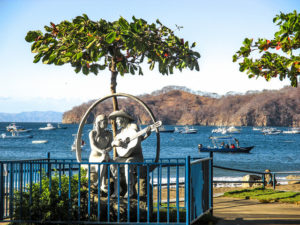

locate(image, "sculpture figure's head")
[[94, 114, 108, 130], [108, 110, 134, 128]]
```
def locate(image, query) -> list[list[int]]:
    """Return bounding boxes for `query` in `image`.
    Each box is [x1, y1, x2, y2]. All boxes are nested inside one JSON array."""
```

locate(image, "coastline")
[[213, 183, 300, 194]]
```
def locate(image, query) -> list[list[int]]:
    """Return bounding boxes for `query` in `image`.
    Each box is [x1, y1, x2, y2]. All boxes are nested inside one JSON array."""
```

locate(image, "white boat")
[[226, 126, 241, 134], [282, 127, 300, 134], [252, 127, 262, 131], [1, 131, 33, 139], [6, 123, 32, 133], [32, 140, 48, 144], [174, 127, 182, 133], [71, 134, 86, 151], [180, 126, 198, 134], [39, 123, 56, 130], [261, 127, 281, 135], [212, 127, 227, 134]]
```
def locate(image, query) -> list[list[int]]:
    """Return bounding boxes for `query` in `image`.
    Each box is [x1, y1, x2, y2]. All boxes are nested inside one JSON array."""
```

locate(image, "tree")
[[25, 14, 200, 157], [233, 10, 300, 87]]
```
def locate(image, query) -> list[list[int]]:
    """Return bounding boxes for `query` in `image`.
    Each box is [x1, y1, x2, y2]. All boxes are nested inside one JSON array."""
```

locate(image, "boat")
[[261, 127, 281, 135], [211, 127, 227, 134], [198, 136, 254, 153], [71, 134, 86, 151], [226, 126, 241, 134], [57, 123, 67, 129], [1, 131, 33, 139], [158, 126, 174, 133], [174, 127, 182, 133], [252, 127, 262, 131], [282, 127, 300, 134], [180, 126, 198, 134], [39, 123, 56, 130], [32, 140, 48, 144], [6, 123, 32, 133]]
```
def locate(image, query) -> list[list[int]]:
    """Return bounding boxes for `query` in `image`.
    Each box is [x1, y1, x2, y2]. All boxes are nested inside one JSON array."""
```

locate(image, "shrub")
[[11, 168, 99, 224]]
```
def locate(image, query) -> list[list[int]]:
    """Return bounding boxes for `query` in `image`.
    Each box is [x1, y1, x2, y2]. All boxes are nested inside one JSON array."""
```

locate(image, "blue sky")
[[0, 0, 299, 113]]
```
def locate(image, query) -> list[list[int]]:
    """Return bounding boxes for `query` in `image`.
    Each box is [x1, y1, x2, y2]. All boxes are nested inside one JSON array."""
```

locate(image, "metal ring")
[[75, 93, 160, 171]]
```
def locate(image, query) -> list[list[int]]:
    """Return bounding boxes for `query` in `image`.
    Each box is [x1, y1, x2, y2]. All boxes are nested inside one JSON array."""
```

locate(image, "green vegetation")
[[223, 187, 300, 204], [10, 169, 99, 224], [233, 10, 300, 87]]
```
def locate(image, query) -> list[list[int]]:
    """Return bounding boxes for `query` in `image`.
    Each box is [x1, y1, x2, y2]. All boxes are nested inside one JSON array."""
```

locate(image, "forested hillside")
[[62, 86, 300, 127]]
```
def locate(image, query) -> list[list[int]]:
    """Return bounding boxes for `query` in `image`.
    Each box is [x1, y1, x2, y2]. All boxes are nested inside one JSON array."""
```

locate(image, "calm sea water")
[[1, 122, 299, 180]]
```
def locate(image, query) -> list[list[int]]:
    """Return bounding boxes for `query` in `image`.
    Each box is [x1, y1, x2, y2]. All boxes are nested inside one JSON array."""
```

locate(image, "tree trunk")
[[110, 60, 119, 159]]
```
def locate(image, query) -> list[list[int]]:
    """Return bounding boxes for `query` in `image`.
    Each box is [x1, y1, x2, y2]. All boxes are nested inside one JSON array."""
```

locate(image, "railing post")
[[262, 174, 265, 189], [185, 156, 190, 225], [210, 152, 213, 215], [0, 163, 4, 220], [273, 173, 276, 190], [47, 152, 51, 179]]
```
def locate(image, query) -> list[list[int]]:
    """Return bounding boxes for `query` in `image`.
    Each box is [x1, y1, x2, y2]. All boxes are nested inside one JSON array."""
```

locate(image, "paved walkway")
[[214, 196, 300, 225]]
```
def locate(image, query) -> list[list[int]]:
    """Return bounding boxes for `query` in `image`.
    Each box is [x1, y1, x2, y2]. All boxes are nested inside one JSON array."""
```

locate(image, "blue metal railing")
[[0, 156, 212, 224]]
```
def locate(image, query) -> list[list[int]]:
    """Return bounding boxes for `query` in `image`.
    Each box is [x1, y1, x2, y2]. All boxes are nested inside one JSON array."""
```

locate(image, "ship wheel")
[[75, 93, 160, 171]]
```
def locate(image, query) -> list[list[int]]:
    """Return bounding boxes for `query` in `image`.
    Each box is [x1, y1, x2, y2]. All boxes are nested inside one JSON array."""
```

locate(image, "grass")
[[223, 187, 300, 204]]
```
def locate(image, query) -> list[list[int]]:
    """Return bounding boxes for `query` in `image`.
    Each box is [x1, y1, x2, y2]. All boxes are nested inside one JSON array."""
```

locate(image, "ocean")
[[1, 122, 299, 186]]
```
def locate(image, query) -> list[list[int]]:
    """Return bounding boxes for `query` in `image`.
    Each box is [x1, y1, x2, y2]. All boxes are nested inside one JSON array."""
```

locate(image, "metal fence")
[[0, 155, 212, 224]]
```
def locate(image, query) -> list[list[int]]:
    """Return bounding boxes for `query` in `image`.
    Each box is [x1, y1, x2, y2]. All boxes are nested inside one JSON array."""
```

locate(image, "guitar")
[[114, 121, 162, 157]]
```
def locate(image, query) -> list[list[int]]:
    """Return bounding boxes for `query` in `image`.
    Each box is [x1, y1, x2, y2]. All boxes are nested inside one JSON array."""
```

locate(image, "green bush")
[[11, 168, 99, 224]]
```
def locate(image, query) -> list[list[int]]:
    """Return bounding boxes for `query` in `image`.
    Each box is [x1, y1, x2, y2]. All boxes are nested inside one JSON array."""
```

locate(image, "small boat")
[[6, 123, 32, 133], [71, 134, 86, 151], [252, 127, 262, 131], [226, 126, 241, 134], [211, 127, 227, 134], [1, 131, 33, 139], [159, 126, 174, 133], [198, 136, 254, 153], [180, 126, 198, 134], [39, 123, 56, 130], [57, 123, 67, 129], [32, 140, 48, 144], [261, 127, 281, 135], [282, 127, 300, 134]]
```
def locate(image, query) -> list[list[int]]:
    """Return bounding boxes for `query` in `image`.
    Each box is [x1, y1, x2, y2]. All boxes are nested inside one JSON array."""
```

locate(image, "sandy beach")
[[213, 183, 300, 194]]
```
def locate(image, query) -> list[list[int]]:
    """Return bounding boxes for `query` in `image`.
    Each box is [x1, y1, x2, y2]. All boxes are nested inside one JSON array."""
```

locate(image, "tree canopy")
[[25, 14, 200, 77], [233, 10, 300, 87]]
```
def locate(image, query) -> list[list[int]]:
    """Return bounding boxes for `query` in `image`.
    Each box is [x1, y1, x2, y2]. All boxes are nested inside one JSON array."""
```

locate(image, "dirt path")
[[214, 196, 300, 225]]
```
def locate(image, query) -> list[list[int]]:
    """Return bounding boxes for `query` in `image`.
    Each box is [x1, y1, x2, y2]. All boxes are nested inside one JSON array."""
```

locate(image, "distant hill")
[[0, 111, 63, 122], [62, 86, 300, 127]]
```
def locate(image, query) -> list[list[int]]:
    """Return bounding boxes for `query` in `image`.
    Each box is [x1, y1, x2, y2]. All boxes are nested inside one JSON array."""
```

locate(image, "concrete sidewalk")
[[213, 196, 300, 225]]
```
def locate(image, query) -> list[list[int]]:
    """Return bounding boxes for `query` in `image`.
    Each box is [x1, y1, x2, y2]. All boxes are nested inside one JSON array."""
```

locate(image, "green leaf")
[[82, 14, 89, 20], [193, 52, 200, 58], [82, 65, 89, 75], [76, 52, 83, 60], [49, 53, 57, 62], [129, 65, 135, 74], [25, 30, 43, 42], [119, 17, 129, 30], [150, 62, 155, 70], [195, 62, 200, 71], [86, 39, 96, 49], [106, 32, 116, 44], [138, 66, 143, 75]]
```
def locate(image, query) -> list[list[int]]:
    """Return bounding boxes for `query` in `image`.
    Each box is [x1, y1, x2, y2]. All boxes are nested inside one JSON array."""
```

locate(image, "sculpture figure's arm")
[[89, 130, 109, 154], [141, 126, 152, 141]]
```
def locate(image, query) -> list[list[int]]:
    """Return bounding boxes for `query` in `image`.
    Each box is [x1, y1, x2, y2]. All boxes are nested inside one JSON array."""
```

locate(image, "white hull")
[[32, 140, 48, 144]]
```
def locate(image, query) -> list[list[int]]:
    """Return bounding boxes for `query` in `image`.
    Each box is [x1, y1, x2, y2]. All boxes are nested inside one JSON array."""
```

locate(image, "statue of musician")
[[109, 110, 152, 198]]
